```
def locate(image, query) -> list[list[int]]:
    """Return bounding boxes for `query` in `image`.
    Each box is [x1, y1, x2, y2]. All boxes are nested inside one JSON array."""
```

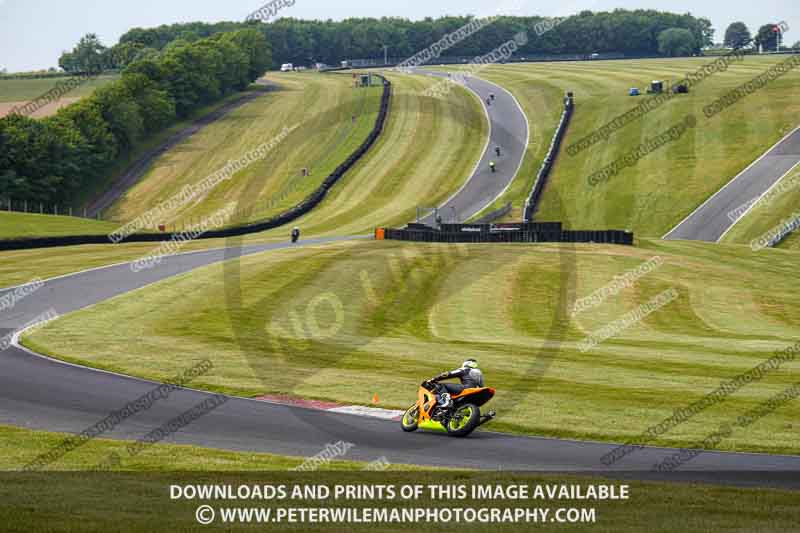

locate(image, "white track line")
[[663, 126, 800, 240], [716, 160, 800, 242]]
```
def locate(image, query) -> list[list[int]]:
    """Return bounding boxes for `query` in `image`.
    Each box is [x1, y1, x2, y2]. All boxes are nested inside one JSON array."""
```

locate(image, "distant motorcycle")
[[291, 228, 300, 243], [401, 380, 496, 437]]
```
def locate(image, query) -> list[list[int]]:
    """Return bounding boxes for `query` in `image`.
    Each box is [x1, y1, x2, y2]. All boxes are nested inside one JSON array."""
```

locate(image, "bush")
[[658, 28, 697, 57]]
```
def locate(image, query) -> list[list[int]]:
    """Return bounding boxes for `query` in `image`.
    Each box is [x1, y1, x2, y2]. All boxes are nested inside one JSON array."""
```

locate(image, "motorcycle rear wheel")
[[401, 404, 419, 432], [445, 403, 480, 437]]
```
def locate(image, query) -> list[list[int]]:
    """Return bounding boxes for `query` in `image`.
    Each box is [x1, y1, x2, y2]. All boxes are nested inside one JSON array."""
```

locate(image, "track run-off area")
[[2, 238, 800, 488]]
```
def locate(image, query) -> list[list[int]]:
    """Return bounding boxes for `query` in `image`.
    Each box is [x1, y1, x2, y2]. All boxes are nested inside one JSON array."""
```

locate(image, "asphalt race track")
[[664, 127, 800, 242], [2, 239, 800, 489], [415, 69, 529, 224]]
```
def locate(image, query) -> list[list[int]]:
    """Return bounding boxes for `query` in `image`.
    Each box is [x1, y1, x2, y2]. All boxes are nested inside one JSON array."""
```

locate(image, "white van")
[[280, 63, 294, 72]]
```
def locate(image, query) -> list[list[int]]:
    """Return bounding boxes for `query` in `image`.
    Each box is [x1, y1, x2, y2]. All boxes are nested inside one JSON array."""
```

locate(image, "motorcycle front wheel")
[[401, 404, 419, 432], [445, 403, 480, 437]]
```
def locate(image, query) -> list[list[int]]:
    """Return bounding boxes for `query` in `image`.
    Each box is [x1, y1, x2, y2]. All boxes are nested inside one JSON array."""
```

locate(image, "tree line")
[[0, 29, 271, 205], [59, 10, 714, 74], [723, 21, 795, 51]]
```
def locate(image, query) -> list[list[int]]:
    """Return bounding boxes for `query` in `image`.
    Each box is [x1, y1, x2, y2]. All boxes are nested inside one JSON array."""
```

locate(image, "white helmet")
[[462, 359, 478, 369]]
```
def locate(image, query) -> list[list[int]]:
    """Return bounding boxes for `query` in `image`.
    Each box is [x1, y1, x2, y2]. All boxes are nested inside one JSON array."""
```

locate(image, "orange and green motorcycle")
[[400, 379, 496, 437]]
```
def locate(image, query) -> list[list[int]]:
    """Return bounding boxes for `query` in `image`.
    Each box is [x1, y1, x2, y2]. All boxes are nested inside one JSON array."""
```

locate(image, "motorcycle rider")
[[429, 359, 484, 409], [489, 161, 496, 173], [291, 227, 300, 243]]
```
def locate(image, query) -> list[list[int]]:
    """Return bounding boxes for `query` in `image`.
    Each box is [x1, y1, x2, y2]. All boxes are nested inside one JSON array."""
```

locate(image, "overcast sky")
[[0, 0, 796, 72]]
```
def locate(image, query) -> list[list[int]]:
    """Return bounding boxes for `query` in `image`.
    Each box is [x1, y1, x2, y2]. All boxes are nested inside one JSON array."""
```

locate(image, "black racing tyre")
[[401, 404, 419, 432], [445, 403, 480, 437]]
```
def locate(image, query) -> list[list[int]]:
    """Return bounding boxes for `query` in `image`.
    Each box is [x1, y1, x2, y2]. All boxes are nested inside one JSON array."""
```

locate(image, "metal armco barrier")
[[381, 224, 633, 246], [523, 92, 574, 222], [473, 202, 513, 224], [0, 76, 393, 252], [439, 222, 563, 233]]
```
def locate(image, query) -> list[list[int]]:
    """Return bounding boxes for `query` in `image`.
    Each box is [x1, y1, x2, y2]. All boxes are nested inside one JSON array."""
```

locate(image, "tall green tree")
[[107, 10, 717, 67], [0, 114, 88, 202], [657, 28, 696, 56], [91, 82, 144, 151], [59, 33, 107, 73], [754, 23, 781, 51], [106, 42, 147, 69], [119, 73, 176, 133], [221, 28, 272, 82], [724, 22, 752, 49], [55, 99, 119, 179]]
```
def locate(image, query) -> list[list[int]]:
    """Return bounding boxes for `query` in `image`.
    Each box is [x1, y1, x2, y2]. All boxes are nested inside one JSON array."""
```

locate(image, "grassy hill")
[[102, 72, 384, 228], [24, 238, 800, 456], [0, 212, 119, 239], [0, 72, 485, 287], [101, 70, 486, 236], [268, 71, 487, 236], [0, 71, 484, 241], [453, 56, 800, 236]]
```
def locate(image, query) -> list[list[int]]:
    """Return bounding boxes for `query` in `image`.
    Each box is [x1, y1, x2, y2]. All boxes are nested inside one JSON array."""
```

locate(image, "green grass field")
[[269, 71, 487, 236], [449, 56, 800, 236], [2, 466, 797, 531], [0, 74, 119, 102], [776, 229, 800, 249], [6, 59, 800, 479], [0, 237, 257, 289], [0, 212, 119, 239], [0, 424, 392, 472], [103, 71, 486, 237], [2, 425, 799, 532], [23, 238, 800, 456], [103, 72, 382, 227], [70, 88, 275, 214]]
